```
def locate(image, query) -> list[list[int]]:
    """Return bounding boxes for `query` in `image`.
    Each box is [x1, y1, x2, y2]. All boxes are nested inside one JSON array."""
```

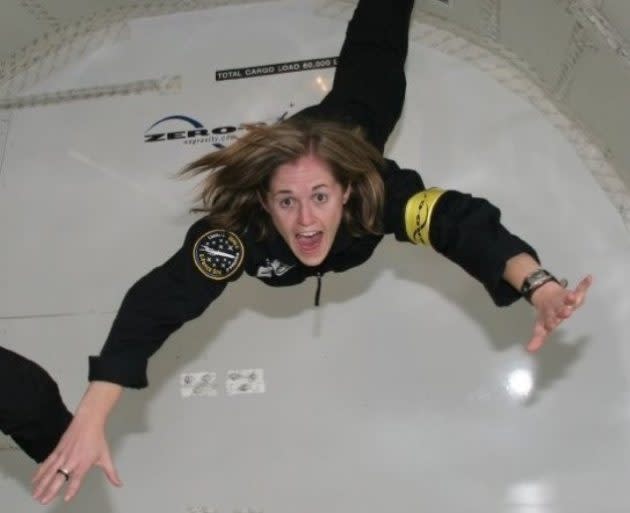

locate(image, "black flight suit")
[[89, 0, 537, 390], [0, 0, 537, 461]]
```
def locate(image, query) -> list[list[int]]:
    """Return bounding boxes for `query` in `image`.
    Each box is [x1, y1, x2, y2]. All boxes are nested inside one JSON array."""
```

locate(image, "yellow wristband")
[[404, 188, 446, 246]]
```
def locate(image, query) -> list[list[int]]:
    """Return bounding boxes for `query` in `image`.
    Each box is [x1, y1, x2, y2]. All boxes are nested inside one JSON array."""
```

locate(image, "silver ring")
[[56, 468, 70, 481]]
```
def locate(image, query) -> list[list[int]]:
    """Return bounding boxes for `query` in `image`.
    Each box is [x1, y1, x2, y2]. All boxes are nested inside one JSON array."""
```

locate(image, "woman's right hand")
[[32, 381, 124, 504]]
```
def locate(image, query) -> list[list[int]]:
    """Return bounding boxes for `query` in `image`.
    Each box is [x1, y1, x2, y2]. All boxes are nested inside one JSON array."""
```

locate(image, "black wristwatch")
[[520, 269, 566, 304]]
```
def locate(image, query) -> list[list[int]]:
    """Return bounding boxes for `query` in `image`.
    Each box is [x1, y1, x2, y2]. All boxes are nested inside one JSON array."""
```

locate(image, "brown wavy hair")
[[180, 117, 385, 239]]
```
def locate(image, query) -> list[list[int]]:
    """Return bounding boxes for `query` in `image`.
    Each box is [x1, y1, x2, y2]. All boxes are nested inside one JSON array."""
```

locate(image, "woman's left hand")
[[526, 275, 593, 352]]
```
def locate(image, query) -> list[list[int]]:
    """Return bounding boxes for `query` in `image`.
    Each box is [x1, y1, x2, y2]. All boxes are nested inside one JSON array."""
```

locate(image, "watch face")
[[523, 269, 548, 290], [521, 269, 557, 302], [192, 229, 244, 280]]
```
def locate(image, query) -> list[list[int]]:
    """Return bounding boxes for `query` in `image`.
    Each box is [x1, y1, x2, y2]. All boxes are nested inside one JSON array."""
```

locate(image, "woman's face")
[[264, 153, 350, 267]]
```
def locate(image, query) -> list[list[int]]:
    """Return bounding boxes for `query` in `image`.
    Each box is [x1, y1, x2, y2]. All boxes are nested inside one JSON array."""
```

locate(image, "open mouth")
[[296, 231, 323, 253]]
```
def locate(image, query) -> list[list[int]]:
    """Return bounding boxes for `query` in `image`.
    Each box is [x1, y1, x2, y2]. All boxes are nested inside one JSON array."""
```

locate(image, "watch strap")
[[520, 268, 563, 303]]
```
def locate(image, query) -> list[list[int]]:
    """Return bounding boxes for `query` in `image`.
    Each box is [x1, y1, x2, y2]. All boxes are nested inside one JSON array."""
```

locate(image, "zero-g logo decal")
[[144, 115, 245, 148], [144, 112, 290, 149]]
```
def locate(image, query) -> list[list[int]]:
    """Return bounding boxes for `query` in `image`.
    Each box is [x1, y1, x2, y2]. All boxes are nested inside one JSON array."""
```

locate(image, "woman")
[[32, 0, 591, 503]]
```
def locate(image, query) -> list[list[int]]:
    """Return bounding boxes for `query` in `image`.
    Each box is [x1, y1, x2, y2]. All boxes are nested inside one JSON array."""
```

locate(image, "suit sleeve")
[[293, 0, 415, 152], [383, 164, 539, 306], [88, 220, 244, 388], [427, 191, 539, 306], [0, 346, 72, 463]]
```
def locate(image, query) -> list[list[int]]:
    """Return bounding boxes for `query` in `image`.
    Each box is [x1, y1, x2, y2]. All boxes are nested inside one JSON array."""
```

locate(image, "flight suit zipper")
[[314, 272, 323, 307]]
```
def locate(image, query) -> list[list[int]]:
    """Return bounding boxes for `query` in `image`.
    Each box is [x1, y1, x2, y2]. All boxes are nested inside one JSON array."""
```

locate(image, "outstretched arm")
[[296, 0, 416, 152], [32, 219, 240, 503], [382, 163, 592, 349], [423, 189, 592, 347], [92, 219, 234, 389]]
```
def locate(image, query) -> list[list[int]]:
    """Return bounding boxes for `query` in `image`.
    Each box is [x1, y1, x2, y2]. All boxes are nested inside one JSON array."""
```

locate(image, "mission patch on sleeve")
[[192, 229, 245, 280]]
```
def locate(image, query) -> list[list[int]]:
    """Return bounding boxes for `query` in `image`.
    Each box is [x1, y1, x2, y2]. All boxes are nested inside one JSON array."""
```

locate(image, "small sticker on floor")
[[180, 372, 218, 398], [186, 507, 217, 513], [226, 369, 265, 396]]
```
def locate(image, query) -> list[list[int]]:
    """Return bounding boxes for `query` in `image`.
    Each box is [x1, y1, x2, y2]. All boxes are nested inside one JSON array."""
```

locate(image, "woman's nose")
[[298, 203, 314, 225]]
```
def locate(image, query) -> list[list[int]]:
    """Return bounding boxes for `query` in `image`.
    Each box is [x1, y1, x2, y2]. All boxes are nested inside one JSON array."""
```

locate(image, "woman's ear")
[[342, 185, 352, 205], [258, 190, 270, 213]]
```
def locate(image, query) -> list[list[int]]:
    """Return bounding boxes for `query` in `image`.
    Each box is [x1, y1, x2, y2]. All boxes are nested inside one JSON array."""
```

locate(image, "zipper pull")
[[314, 272, 322, 307]]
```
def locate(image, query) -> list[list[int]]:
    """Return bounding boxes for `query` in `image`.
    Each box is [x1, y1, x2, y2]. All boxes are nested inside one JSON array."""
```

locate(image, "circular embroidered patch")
[[192, 230, 245, 280]]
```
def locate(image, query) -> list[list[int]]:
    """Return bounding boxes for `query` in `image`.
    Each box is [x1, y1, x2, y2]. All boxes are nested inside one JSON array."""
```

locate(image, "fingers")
[[558, 305, 573, 319], [33, 458, 118, 504], [526, 322, 548, 353], [576, 274, 593, 293], [34, 458, 92, 504], [526, 274, 593, 353], [563, 290, 578, 306], [33, 447, 65, 482], [58, 455, 123, 503], [32, 435, 86, 504], [32, 460, 49, 483], [33, 461, 76, 505], [31, 407, 120, 504], [104, 467, 123, 488], [40, 472, 69, 505], [573, 275, 593, 306], [63, 467, 88, 502], [549, 275, 593, 323], [97, 449, 123, 487], [564, 275, 592, 305], [527, 309, 567, 353], [32, 451, 66, 501]]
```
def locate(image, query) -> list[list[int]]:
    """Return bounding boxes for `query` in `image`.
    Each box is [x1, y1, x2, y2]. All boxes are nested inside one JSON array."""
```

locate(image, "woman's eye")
[[314, 193, 327, 203], [279, 197, 293, 208]]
